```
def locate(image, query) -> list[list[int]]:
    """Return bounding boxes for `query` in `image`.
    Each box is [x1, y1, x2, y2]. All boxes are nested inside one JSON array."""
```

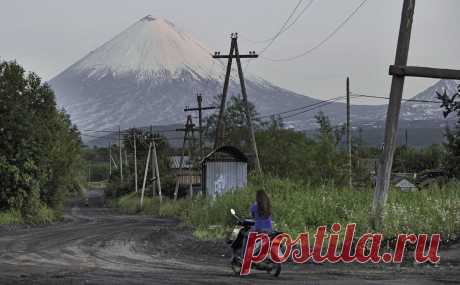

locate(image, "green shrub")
[[0, 209, 23, 224]]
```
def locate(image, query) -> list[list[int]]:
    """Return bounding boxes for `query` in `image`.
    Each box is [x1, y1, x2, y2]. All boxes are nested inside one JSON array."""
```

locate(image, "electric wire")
[[261, 0, 368, 62], [241, 0, 314, 45], [351, 93, 443, 104]]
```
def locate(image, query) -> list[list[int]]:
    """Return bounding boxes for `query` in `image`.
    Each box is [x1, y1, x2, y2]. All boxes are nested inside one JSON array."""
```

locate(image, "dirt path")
[[0, 190, 459, 284]]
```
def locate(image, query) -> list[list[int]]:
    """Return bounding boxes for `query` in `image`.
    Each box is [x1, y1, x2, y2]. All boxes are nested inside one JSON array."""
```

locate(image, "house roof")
[[202, 145, 248, 163]]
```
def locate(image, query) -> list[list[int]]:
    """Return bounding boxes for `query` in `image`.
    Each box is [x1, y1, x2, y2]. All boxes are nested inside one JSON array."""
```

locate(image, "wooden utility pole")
[[124, 150, 128, 170], [88, 162, 91, 183], [372, 0, 416, 229], [150, 126, 156, 197], [188, 130, 194, 199], [152, 140, 162, 202], [213, 33, 262, 173], [184, 94, 217, 159], [108, 142, 112, 177], [140, 141, 152, 209], [173, 115, 196, 200], [405, 129, 408, 146], [119, 125, 123, 182], [346, 77, 352, 190], [197, 95, 204, 159], [133, 133, 138, 193]]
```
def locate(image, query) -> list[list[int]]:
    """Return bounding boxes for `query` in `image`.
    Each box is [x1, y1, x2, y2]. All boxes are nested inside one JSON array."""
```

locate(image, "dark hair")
[[256, 190, 272, 219]]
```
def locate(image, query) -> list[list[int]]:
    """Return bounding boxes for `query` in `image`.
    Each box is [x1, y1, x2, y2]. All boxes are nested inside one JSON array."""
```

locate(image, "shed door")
[[206, 161, 247, 197]]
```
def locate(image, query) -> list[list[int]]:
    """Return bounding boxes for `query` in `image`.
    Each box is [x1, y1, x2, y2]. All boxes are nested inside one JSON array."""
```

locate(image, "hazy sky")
[[1, 0, 459, 105]]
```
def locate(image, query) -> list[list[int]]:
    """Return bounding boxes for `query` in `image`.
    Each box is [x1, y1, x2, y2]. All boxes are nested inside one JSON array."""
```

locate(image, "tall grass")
[[0, 209, 23, 224], [112, 176, 460, 240], [0, 204, 60, 225]]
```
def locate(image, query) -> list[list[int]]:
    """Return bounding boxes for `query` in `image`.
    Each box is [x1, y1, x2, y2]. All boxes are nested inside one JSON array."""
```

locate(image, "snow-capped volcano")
[[70, 15, 218, 81], [49, 15, 326, 132], [49, 15, 453, 136]]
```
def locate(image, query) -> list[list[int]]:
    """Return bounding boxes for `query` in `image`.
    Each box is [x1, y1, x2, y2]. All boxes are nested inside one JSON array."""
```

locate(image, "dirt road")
[[0, 190, 459, 284]]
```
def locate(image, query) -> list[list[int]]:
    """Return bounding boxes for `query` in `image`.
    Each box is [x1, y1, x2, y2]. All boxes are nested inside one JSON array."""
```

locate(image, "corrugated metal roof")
[[202, 145, 248, 163]]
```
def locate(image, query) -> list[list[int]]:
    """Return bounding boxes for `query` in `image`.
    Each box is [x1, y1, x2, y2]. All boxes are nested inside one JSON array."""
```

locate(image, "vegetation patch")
[[111, 176, 460, 242]]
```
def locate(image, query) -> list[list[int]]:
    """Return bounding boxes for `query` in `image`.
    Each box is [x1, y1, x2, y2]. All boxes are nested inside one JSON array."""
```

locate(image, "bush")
[[0, 209, 23, 224]]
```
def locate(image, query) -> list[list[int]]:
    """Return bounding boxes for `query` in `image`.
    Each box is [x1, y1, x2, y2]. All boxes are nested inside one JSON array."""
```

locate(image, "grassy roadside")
[[109, 176, 460, 242], [0, 205, 62, 225]]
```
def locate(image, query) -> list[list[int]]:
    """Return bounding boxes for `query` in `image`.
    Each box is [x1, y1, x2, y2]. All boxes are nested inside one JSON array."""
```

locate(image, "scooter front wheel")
[[231, 257, 241, 276]]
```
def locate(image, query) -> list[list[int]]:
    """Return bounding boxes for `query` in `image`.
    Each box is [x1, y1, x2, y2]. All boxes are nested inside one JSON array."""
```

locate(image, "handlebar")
[[238, 219, 255, 227]]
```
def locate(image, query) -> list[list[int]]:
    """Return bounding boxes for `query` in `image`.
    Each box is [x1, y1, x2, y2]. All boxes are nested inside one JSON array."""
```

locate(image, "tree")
[[310, 112, 347, 185], [0, 60, 83, 219], [205, 94, 261, 152], [106, 128, 175, 197], [437, 83, 460, 177]]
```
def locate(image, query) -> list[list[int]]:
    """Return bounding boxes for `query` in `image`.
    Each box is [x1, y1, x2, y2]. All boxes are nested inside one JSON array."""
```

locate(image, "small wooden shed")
[[201, 146, 248, 198]]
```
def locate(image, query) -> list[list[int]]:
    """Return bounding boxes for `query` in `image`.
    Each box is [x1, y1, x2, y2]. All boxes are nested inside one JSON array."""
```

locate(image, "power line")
[[351, 93, 443, 104], [257, 0, 305, 57], [80, 128, 179, 134], [280, 96, 352, 120], [256, 95, 347, 119], [261, 0, 369, 62], [241, 0, 315, 44]]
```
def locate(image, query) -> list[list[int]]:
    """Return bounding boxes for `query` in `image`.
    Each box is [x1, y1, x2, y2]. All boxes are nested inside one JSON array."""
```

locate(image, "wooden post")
[[88, 162, 91, 183], [124, 150, 128, 169], [133, 133, 138, 193], [346, 77, 352, 190], [108, 142, 112, 177], [174, 119, 190, 200], [150, 126, 156, 197], [140, 142, 152, 209], [234, 38, 262, 173], [197, 94, 204, 159], [119, 125, 123, 182], [188, 126, 194, 199], [214, 36, 236, 148], [152, 140, 162, 202], [372, 0, 416, 230], [405, 129, 408, 146]]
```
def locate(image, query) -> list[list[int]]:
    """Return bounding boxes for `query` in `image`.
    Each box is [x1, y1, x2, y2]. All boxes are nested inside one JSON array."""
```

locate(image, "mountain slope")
[[50, 15, 334, 132], [49, 15, 456, 134]]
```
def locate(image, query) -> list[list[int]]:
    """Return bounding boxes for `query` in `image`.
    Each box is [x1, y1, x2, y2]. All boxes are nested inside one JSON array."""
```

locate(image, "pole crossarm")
[[389, 65, 460, 80], [212, 54, 258, 59], [184, 106, 218, 112]]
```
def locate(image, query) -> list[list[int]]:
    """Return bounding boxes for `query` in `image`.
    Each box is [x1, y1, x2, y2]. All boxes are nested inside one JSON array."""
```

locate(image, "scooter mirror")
[[230, 208, 236, 215]]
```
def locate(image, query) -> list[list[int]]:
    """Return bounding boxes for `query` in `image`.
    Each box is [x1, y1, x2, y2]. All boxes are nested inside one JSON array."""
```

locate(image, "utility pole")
[[346, 77, 352, 190], [184, 94, 217, 159], [108, 142, 112, 177], [185, 94, 217, 195], [150, 126, 156, 197], [187, 133, 194, 199], [119, 125, 123, 182], [213, 33, 262, 173], [197, 95, 204, 159], [173, 115, 196, 200], [152, 140, 162, 202], [405, 129, 408, 146], [372, 0, 415, 229], [88, 162, 91, 183], [140, 141, 152, 209], [124, 149, 128, 170], [133, 132, 138, 193]]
